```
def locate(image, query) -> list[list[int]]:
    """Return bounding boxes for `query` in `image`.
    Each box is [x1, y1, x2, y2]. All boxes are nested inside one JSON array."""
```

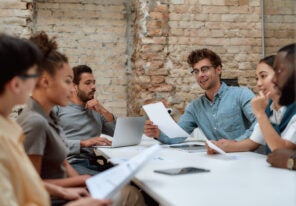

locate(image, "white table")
[[96, 137, 296, 206]]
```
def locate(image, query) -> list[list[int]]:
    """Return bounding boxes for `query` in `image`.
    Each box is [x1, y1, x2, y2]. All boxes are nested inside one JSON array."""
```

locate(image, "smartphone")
[[154, 167, 210, 175], [169, 144, 205, 152]]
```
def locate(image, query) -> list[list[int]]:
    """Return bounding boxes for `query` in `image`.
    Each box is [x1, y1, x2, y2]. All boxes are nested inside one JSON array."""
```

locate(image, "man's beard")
[[77, 89, 95, 103], [279, 74, 296, 106]]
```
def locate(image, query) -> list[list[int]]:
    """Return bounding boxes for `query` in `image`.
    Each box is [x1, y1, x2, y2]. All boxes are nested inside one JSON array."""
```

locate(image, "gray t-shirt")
[[54, 102, 116, 162], [17, 97, 69, 179]]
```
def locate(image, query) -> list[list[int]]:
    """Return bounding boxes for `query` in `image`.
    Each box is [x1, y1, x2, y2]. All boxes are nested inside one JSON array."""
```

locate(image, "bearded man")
[[54, 65, 115, 175]]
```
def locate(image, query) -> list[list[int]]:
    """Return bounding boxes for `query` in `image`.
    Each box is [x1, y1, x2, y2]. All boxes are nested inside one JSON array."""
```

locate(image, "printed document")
[[195, 127, 226, 154], [143, 102, 189, 138], [86, 144, 161, 199]]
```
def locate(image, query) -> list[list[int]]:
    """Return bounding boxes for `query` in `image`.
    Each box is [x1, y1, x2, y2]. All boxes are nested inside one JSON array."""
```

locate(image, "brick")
[[202, 6, 230, 13], [148, 84, 174, 92], [151, 76, 165, 84], [0, 17, 26, 25], [153, 4, 168, 13], [0, 2, 27, 9], [142, 37, 167, 44], [146, 68, 168, 76]]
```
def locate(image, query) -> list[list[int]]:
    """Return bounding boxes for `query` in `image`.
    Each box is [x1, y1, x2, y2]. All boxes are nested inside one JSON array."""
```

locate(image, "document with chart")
[[86, 144, 161, 199], [143, 102, 190, 138]]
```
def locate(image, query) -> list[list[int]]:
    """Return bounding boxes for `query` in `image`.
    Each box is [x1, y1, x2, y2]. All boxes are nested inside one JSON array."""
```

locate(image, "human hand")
[[86, 99, 114, 122], [205, 140, 218, 154], [206, 139, 236, 154], [59, 187, 89, 200], [85, 99, 109, 115], [144, 120, 160, 138], [267, 148, 295, 169], [65, 197, 112, 206], [81, 137, 112, 147], [85, 99, 102, 111], [251, 91, 270, 119], [216, 139, 236, 152]]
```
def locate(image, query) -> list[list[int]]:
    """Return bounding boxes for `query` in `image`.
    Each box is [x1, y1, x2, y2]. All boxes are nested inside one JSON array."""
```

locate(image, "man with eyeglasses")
[[144, 48, 256, 145], [267, 43, 296, 170]]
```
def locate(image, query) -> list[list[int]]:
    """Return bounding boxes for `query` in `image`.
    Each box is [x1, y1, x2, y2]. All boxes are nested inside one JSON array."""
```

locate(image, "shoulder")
[[288, 115, 296, 125], [227, 85, 253, 93], [226, 86, 255, 99], [17, 110, 47, 131]]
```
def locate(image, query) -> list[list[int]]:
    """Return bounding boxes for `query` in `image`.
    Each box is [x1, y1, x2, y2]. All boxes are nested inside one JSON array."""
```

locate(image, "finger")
[[100, 142, 108, 146], [258, 90, 264, 97], [144, 125, 158, 131], [105, 139, 112, 144], [266, 91, 271, 99], [146, 120, 154, 125], [105, 141, 112, 146], [266, 154, 272, 164], [80, 189, 89, 197]]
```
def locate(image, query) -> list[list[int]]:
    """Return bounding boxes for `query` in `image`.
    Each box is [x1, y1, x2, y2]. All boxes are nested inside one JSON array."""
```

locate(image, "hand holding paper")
[[205, 140, 226, 155], [193, 128, 226, 155], [86, 144, 161, 199], [143, 102, 189, 138]]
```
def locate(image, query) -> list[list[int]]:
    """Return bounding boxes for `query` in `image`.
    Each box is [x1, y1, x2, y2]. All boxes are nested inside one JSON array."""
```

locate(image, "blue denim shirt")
[[159, 82, 257, 144]]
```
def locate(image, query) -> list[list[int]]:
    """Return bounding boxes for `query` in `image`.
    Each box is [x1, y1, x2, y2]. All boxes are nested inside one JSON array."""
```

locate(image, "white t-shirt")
[[250, 103, 296, 145]]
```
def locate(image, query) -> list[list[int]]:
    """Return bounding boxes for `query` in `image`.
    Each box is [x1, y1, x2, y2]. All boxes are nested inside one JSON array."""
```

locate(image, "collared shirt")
[[250, 103, 296, 145], [17, 97, 69, 179], [159, 82, 256, 144], [0, 115, 50, 205], [54, 102, 116, 162]]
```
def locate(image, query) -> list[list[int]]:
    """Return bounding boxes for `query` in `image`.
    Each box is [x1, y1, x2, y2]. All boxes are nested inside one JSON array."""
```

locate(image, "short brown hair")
[[187, 48, 222, 68], [72, 65, 93, 85]]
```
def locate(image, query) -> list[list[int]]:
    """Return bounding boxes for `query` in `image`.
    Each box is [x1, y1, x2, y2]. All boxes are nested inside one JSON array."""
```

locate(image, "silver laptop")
[[104, 117, 146, 148]]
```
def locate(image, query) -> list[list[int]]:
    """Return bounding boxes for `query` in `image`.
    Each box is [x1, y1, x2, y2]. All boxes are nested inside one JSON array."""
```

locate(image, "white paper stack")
[[86, 144, 161, 199]]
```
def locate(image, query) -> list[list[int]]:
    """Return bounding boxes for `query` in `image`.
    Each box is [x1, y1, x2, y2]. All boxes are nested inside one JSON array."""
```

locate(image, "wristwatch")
[[287, 153, 296, 170]]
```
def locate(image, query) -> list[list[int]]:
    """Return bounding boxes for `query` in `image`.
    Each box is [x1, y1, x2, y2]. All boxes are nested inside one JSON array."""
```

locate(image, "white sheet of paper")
[[86, 144, 161, 199], [205, 140, 226, 154], [143, 102, 189, 138]]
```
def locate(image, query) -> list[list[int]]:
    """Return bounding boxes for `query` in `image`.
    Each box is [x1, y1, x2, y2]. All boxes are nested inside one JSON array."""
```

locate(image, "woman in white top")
[[207, 55, 296, 154]]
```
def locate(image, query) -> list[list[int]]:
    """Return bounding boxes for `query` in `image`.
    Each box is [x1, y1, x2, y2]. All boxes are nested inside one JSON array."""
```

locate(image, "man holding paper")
[[144, 48, 256, 145]]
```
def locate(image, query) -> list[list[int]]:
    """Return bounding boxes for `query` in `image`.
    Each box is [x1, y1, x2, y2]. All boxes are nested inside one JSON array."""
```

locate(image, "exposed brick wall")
[[131, 0, 263, 118], [0, 0, 33, 37], [130, 0, 172, 116], [0, 0, 295, 119], [34, 0, 129, 116], [263, 0, 296, 55]]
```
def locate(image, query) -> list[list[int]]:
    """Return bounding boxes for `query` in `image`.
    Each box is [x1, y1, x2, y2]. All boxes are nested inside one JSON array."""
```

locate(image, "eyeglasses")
[[19, 73, 40, 79], [190, 65, 216, 75]]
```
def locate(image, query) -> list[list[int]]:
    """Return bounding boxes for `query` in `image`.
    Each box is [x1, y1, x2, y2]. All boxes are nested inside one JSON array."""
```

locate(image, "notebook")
[[98, 117, 146, 148]]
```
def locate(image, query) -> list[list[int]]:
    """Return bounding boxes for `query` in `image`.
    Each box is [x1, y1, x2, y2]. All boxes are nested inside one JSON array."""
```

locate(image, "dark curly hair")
[[29, 31, 68, 76], [187, 48, 222, 68]]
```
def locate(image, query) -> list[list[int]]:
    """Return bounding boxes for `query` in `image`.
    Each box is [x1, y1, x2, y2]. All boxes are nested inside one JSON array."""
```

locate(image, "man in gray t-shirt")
[[54, 65, 116, 175]]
